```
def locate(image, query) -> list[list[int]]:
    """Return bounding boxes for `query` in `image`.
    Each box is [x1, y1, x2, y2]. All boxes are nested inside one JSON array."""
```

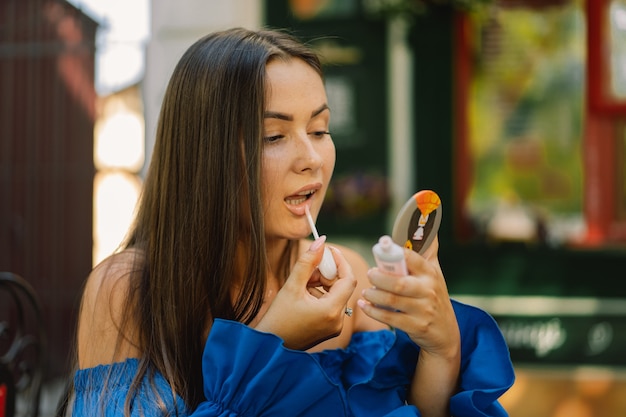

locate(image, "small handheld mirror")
[[391, 190, 442, 255]]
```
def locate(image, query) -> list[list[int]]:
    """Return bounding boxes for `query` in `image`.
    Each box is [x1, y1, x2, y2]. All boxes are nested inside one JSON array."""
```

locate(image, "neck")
[[237, 237, 295, 328], [266, 236, 288, 266], [233, 237, 293, 287]]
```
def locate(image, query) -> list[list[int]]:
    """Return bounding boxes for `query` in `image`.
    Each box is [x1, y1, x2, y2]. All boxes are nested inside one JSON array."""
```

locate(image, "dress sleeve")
[[448, 300, 515, 417], [192, 301, 514, 417], [72, 358, 189, 416], [320, 299, 514, 417], [190, 319, 348, 417]]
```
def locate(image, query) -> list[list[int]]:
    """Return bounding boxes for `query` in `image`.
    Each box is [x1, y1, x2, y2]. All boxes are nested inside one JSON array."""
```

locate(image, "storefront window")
[[466, 1, 585, 246]]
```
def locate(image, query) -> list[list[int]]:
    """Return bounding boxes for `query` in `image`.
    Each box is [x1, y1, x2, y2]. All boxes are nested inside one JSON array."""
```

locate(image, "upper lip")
[[288, 183, 322, 199]]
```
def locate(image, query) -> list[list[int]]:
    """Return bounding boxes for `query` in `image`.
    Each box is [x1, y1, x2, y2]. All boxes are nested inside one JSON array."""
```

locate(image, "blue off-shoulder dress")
[[73, 300, 515, 416]]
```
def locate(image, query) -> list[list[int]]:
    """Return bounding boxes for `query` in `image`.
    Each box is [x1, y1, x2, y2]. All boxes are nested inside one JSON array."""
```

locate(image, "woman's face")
[[262, 58, 336, 241]]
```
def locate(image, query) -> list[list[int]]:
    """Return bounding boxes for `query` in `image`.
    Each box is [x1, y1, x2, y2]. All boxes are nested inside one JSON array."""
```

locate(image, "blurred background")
[[1, 0, 625, 416]]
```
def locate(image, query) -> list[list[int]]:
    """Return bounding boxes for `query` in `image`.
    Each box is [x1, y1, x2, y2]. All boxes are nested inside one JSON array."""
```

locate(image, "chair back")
[[0, 272, 46, 417]]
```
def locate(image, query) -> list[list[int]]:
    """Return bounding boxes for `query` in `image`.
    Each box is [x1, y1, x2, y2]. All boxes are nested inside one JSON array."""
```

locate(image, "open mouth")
[[285, 189, 316, 206]]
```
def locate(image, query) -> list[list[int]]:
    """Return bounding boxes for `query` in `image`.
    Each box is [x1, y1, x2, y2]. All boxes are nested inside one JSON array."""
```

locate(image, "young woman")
[[71, 28, 514, 417]]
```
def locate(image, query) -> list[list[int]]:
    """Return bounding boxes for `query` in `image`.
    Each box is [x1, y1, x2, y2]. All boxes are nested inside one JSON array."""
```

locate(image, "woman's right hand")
[[254, 236, 356, 350]]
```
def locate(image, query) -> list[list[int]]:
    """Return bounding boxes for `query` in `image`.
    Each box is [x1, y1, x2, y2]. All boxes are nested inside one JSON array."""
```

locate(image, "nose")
[[293, 133, 324, 173]]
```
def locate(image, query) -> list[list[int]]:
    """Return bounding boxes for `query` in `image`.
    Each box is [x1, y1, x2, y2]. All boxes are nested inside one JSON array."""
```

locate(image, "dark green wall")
[[409, 8, 455, 247]]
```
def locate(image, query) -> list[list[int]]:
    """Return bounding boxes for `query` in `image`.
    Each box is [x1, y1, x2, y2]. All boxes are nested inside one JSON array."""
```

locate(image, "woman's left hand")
[[359, 237, 460, 416], [358, 237, 460, 362]]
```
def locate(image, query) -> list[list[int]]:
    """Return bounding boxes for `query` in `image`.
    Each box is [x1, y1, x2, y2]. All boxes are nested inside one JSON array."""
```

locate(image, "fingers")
[[358, 234, 460, 359], [255, 238, 357, 350], [360, 242, 448, 328], [317, 246, 356, 305], [370, 251, 436, 294], [306, 246, 349, 287], [307, 286, 325, 298], [421, 235, 439, 261], [360, 275, 433, 313], [357, 297, 406, 327], [363, 267, 432, 310], [404, 243, 446, 288], [359, 266, 451, 340], [284, 236, 326, 290], [288, 239, 355, 309]]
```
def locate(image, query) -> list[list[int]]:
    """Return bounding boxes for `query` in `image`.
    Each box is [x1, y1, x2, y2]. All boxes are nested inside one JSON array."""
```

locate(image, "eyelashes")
[[264, 135, 283, 143], [263, 131, 331, 144], [312, 131, 331, 138]]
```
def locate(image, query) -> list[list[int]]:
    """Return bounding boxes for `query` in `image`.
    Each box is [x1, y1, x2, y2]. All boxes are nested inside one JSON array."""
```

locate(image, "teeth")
[[286, 189, 316, 205], [286, 197, 307, 205]]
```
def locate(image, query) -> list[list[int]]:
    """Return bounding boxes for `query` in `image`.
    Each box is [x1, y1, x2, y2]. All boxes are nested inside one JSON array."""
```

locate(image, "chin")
[[291, 228, 312, 241]]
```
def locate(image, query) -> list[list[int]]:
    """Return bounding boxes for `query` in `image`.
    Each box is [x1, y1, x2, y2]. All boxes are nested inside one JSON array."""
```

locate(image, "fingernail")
[[309, 235, 327, 251], [328, 245, 341, 255]]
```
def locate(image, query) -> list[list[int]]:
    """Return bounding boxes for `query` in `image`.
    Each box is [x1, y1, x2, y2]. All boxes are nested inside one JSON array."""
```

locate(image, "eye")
[[310, 131, 331, 139], [264, 134, 284, 143]]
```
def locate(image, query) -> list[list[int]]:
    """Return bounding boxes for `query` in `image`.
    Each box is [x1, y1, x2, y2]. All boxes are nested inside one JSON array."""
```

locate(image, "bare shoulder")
[[77, 249, 143, 369], [327, 242, 369, 272]]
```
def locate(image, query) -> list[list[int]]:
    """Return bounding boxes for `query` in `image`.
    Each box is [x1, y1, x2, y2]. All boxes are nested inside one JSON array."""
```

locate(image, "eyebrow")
[[264, 104, 329, 121]]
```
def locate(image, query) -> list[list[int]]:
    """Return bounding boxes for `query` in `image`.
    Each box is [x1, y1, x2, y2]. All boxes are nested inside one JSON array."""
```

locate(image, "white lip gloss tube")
[[305, 205, 337, 279]]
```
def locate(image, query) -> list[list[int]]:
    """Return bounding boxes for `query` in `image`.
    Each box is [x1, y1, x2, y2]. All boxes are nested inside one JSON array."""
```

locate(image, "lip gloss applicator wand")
[[304, 205, 337, 280]]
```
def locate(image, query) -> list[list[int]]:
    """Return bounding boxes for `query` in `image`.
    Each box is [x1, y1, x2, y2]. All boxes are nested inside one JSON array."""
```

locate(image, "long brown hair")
[[119, 28, 323, 412]]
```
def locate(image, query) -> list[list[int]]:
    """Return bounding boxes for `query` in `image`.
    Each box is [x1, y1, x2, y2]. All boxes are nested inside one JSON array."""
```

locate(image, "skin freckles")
[[261, 58, 336, 243]]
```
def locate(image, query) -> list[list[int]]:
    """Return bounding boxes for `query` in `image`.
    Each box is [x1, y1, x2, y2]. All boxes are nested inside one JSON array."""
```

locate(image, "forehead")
[[265, 58, 326, 106]]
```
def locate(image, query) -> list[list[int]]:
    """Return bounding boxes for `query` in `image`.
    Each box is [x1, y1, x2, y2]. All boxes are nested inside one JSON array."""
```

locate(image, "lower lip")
[[285, 198, 312, 216]]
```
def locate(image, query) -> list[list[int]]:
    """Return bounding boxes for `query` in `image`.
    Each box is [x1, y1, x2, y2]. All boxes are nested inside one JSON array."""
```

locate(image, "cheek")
[[261, 158, 281, 208], [322, 142, 336, 178]]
